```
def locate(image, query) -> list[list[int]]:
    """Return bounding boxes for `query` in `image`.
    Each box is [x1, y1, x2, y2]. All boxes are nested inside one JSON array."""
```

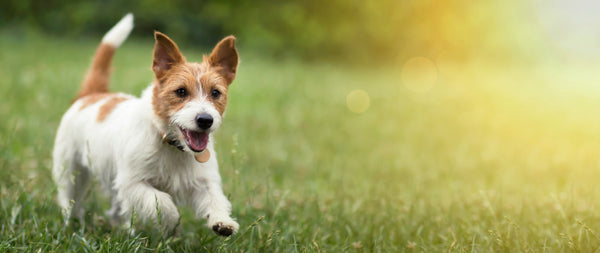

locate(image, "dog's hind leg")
[[106, 191, 123, 226], [53, 150, 91, 225]]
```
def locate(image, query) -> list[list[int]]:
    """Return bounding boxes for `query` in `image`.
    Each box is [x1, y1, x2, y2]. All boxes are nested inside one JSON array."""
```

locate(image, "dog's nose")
[[195, 114, 213, 130]]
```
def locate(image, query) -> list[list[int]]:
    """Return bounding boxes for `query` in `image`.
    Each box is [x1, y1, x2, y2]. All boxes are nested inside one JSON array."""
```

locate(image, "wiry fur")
[[52, 14, 240, 236]]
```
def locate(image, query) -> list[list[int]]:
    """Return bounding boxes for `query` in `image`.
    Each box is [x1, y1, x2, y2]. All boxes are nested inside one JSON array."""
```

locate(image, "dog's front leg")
[[192, 179, 239, 236], [117, 181, 180, 235]]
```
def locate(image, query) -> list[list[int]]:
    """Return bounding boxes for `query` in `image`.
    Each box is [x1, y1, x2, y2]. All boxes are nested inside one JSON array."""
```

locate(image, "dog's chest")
[[145, 148, 201, 194]]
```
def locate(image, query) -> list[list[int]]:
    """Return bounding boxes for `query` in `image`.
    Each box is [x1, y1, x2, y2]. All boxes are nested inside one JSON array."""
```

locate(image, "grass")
[[3, 31, 600, 252]]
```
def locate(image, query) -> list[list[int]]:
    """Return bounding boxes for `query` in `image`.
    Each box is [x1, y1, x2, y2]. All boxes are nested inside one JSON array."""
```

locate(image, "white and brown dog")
[[52, 14, 239, 236]]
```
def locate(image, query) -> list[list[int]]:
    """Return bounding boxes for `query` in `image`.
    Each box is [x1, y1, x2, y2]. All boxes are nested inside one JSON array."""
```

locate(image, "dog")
[[52, 13, 239, 236]]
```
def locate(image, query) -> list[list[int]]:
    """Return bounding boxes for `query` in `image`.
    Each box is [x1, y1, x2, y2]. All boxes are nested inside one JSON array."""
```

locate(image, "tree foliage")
[[0, 0, 534, 63]]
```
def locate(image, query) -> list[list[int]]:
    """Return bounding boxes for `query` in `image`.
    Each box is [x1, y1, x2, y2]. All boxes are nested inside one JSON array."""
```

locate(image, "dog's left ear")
[[208, 36, 239, 84]]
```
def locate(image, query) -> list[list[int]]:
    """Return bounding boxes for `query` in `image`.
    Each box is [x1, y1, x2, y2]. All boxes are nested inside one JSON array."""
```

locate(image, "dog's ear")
[[153, 31, 185, 80], [208, 36, 239, 84]]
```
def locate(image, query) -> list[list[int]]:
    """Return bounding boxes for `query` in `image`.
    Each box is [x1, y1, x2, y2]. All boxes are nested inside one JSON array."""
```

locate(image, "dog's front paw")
[[160, 209, 181, 236], [209, 217, 239, 236]]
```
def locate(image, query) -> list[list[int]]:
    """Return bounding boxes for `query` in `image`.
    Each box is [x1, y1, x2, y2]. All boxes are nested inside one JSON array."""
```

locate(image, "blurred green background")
[[0, 0, 555, 63], [4, 0, 600, 251]]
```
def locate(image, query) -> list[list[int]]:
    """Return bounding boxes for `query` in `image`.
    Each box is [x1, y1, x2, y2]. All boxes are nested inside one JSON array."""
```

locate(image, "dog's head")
[[151, 32, 238, 153]]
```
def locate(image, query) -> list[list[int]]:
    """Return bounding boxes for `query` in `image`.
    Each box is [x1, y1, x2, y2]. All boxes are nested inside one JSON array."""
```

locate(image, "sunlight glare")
[[537, 0, 600, 60]]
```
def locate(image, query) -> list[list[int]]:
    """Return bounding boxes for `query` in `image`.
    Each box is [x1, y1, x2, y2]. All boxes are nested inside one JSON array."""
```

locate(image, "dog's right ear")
[[153, 31, 185, 80]]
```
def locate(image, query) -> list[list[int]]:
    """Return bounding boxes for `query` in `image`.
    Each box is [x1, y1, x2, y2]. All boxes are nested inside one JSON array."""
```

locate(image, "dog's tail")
[[76, 13, 134, 100]]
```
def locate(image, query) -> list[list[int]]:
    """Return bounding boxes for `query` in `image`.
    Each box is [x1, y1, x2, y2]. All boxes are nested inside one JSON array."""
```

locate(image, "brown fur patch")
[[78, 93, 112, 111], [97, 96, 130, 122], [199, 72, 228, 115], [153, 63, 204, 122], [152, 63, 232, 122], [76, 43, 116, 100]]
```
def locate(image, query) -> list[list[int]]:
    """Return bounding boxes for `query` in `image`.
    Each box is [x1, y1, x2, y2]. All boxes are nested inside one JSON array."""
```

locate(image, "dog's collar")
[[161, 132, 211, 163]]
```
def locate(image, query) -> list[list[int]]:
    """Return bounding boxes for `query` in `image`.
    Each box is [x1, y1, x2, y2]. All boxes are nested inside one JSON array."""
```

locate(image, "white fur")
[[52, 17, 238, 236], [102, 13, 134, 48]]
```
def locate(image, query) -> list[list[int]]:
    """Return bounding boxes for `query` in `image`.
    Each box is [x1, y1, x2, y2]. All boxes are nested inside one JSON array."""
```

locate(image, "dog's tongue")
[[183, 129, 209, 152]]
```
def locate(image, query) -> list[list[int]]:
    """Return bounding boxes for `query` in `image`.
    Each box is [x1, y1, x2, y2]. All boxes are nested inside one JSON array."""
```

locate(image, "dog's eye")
[[175, 88, 187, 98], [211, 89, 221, 99]]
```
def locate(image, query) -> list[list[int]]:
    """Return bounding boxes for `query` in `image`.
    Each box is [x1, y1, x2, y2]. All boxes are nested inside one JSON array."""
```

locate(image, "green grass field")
[[4, 31, 600, 252]]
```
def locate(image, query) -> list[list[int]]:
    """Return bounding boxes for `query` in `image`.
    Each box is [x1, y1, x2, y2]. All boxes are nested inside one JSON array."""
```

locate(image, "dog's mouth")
[[180, 128, 209, 152]]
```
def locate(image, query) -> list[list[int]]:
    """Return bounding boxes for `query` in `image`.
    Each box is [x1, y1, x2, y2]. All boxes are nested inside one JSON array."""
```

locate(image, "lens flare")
[[401, 57, 438, 93], [346, 90, 370, 114]]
